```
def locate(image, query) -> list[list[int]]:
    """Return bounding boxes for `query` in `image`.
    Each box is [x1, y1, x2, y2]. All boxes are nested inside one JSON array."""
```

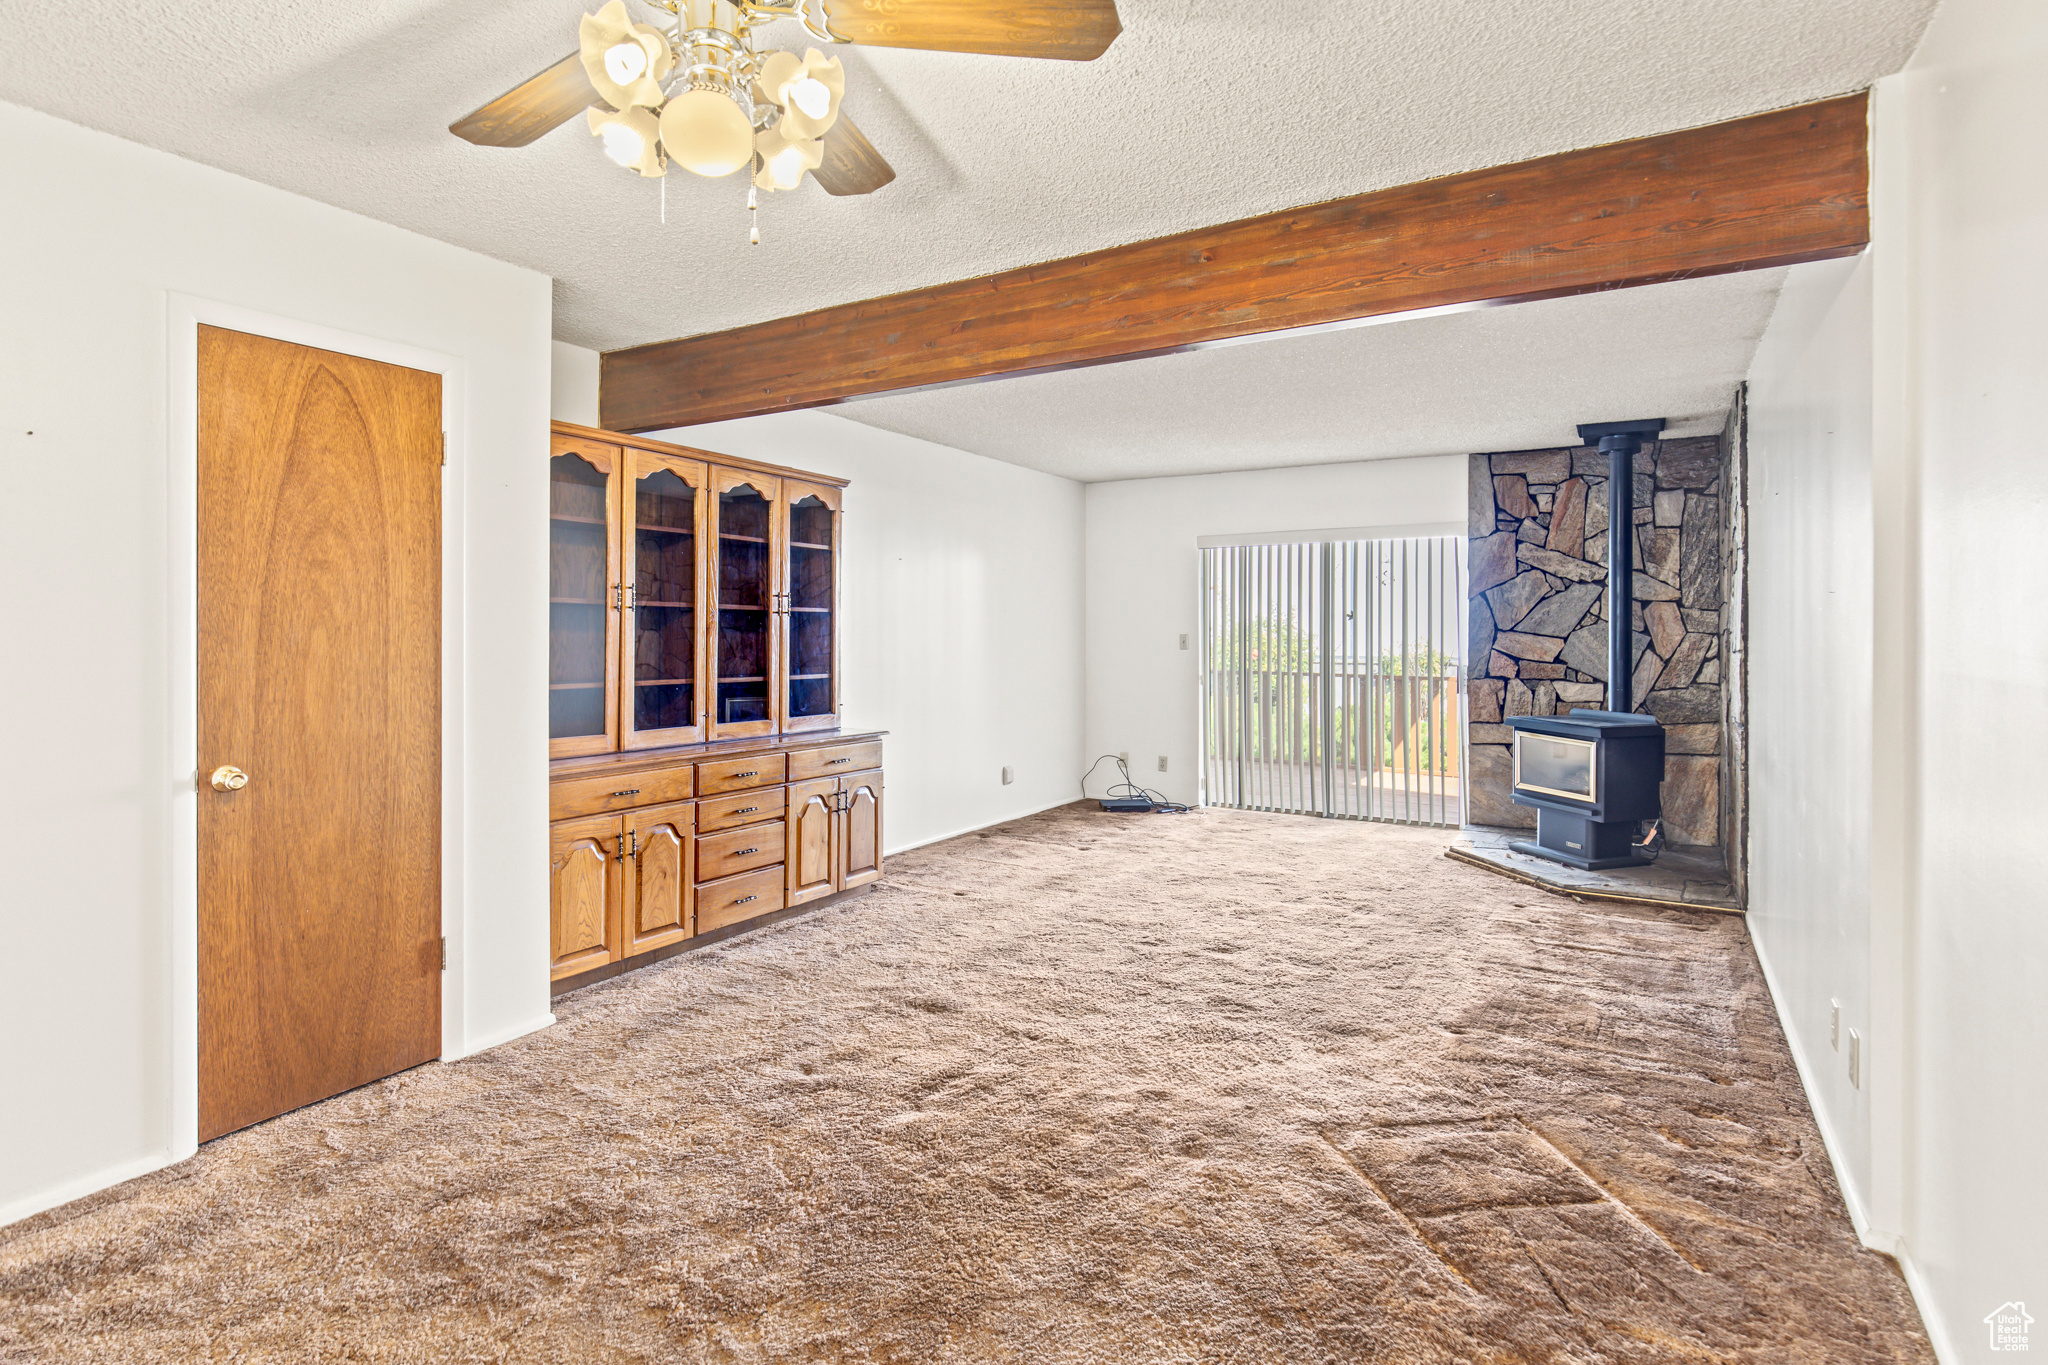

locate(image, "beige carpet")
[[0, 804, 1929, 1363]]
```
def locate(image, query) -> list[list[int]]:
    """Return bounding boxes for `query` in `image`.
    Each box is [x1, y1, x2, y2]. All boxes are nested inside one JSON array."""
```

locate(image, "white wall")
[[1870, 1, 2048, 1353], [627, 409, 1087, 853], [550, 341, 601, 427], [1748, 1, 2048, 1353], [1084, 457, 1466, 808], [1745, 255, 1877, 1214], [0, 103, 554, 1225]]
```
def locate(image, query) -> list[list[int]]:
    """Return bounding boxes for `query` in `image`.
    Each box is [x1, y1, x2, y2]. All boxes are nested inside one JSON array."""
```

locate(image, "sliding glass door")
[[1201, 536, 1466, 826]]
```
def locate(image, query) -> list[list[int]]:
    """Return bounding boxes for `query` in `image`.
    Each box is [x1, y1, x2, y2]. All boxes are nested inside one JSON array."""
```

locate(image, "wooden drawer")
[[697, 753, 787, 795], [552, 762, 694, 820], [697, 819, 786, 881], [789, 741, 884, 782], [696, 864, 787, 933], [698, 784, 787, 833]]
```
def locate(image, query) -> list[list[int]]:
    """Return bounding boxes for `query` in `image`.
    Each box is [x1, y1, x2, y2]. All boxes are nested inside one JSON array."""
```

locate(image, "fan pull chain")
[[748, 184, 760, 245]]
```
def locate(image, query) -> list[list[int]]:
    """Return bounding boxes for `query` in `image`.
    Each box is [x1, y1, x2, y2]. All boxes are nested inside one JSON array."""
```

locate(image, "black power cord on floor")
[[1079, 753, 1189, 813]]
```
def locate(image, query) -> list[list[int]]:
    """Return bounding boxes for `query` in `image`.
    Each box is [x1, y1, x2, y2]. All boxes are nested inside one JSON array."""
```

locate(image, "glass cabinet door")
[[624, 451, 707, 748], [781, 481, 841, 732], [548, 438, 620, 757], [708, 471, 780, 740]]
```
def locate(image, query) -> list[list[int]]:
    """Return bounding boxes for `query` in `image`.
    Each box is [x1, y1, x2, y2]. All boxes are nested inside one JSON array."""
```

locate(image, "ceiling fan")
[[450, 0, 1123, 211]]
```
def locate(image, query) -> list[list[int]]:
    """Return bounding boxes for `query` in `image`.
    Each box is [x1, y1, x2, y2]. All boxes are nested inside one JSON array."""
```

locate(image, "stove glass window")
[[1514, 732, 1596, 802]]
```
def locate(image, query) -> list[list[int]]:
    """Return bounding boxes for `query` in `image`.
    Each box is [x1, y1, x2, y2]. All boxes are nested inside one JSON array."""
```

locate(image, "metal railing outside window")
[[1200, 537, 1466, 826]]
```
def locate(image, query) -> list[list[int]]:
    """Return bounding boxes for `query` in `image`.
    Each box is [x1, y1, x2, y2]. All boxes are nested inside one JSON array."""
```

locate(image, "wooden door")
[[624, 800, 695, 954], [708, 467, 782, 741], [621, 448, 709, 750], [197, 325, 442, 1141], [550, 814, 622, 980], [838, 770, 884, 890], [549, 433, 622, 758], [779, 480, 842, 734], [786, 776, 838, 905]]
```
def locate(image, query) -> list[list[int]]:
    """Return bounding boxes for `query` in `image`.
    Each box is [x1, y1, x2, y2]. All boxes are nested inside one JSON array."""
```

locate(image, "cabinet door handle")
[[825, 757, 850, 765], [735, 846, 760, 856], [733, 770, 758, 778], [733, 895, 757, 906], [733, 806, 759, 815], [609, 788, 641, 797], [613, 831, 639, 863]]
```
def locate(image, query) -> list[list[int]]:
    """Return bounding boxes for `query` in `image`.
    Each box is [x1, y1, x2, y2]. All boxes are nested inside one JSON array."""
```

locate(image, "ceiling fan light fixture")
[[579, 1, 673, 110], [587, 105, 665, 176], [660, 86, 755, 177], [754, 124, 824, 191], [756, 48, 844, 139]]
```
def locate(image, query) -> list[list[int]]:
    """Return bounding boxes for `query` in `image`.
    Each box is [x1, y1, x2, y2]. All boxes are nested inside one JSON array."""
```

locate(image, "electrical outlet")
[[1830, 999, 1841, 1050], [1001, 765, 1014, 785], [1178, 634, 1189, 650], [1157, 756, 1168, 772], [1847, 1029, 1862, 1088]]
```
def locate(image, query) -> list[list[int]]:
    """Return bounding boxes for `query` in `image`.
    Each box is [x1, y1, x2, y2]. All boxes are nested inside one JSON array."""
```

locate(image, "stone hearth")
[[1448, 824, 1739, 914]]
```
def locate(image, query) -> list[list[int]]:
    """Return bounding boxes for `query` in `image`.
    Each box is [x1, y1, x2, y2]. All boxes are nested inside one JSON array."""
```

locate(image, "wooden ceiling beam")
[[600, 93, 1868, 432]]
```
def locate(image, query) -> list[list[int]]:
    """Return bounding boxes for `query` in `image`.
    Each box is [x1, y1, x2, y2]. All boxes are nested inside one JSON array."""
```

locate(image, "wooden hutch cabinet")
[[546, 421, 878, 991]]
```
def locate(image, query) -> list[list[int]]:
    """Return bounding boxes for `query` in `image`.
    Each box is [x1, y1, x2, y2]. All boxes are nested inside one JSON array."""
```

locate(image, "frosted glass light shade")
[[579, 1, 672, 110], [753, 124, 823, 191], [660, 88, 754, 177], [587, 105, 665, 177], [755, 48, 844, 140]]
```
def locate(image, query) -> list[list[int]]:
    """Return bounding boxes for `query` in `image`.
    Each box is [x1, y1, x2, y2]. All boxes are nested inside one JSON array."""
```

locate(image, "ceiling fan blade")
[[449, 51, 595, 147], [813, 113, 897, 196], [823, 0, 1121, 60]]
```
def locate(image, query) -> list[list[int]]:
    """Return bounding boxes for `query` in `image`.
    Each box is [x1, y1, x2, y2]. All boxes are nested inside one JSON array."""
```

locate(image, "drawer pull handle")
[[734, 895, 757, 906], [735, 847, 760, 856], [733, 770, 759, 778], [734, 806, 759, 815], [826, 757, 851, 765], [609, 788, 641, 797]]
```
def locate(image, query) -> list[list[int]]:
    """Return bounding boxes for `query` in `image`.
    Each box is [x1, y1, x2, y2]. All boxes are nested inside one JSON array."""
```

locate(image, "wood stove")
[[1506, 709, 1665, 868], [1501, 417, 1669, 870]]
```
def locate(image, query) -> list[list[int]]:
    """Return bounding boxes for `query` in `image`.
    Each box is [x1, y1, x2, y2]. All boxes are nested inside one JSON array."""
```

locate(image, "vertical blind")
[[1200, 537, 1466, 826]]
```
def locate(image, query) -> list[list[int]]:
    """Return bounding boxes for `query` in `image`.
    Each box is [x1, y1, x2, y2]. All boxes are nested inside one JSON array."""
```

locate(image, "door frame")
[[166, 295, 469, 1162]]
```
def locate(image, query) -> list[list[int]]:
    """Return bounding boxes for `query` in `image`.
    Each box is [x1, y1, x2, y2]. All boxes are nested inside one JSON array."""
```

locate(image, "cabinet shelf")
[[551, 597, 607, 606], [636, 677, 694, 687], [790, 540, 831, 551], [550, 681, 604, 690], [718, 603, 769, 611], [551, 513, 607, 526], [787, 606, 830, 614], [635, 524, 693, 535], [635, 600, 693, 609], [716, 675, 767, 683], [790, 672, 830, 680], [719, 533, 769, 544]]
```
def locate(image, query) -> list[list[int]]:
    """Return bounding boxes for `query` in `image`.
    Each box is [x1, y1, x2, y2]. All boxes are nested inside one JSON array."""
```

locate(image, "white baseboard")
[[448, 1012, 556, 1061], [1748, 936, 1958, 1364], [0, 1149, 180, 1232], [884, 795, 1086, 857]]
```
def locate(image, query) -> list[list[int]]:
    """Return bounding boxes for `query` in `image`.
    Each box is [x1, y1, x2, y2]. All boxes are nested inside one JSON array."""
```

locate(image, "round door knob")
[[210, 765, 250, 792]]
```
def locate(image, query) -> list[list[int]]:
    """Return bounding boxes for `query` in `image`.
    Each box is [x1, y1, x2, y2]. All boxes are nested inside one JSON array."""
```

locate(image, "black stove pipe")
[[1577, 419, 1666, 713]]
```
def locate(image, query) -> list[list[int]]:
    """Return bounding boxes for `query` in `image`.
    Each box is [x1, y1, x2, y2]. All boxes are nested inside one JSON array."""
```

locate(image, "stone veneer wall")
[[1464, 436, 1727, 845]]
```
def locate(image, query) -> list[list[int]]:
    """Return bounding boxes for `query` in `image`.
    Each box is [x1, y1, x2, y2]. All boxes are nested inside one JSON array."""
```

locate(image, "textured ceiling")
[[0, 1, 1931, 353], [827, 267, 1790, 481]]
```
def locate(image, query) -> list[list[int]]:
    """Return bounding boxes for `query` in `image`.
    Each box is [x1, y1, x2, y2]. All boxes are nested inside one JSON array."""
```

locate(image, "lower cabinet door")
[[839, 770, 883, 890], [786, 776, 838, 906], [550, 813, 623, 980], [625, 800, 694, 955]]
